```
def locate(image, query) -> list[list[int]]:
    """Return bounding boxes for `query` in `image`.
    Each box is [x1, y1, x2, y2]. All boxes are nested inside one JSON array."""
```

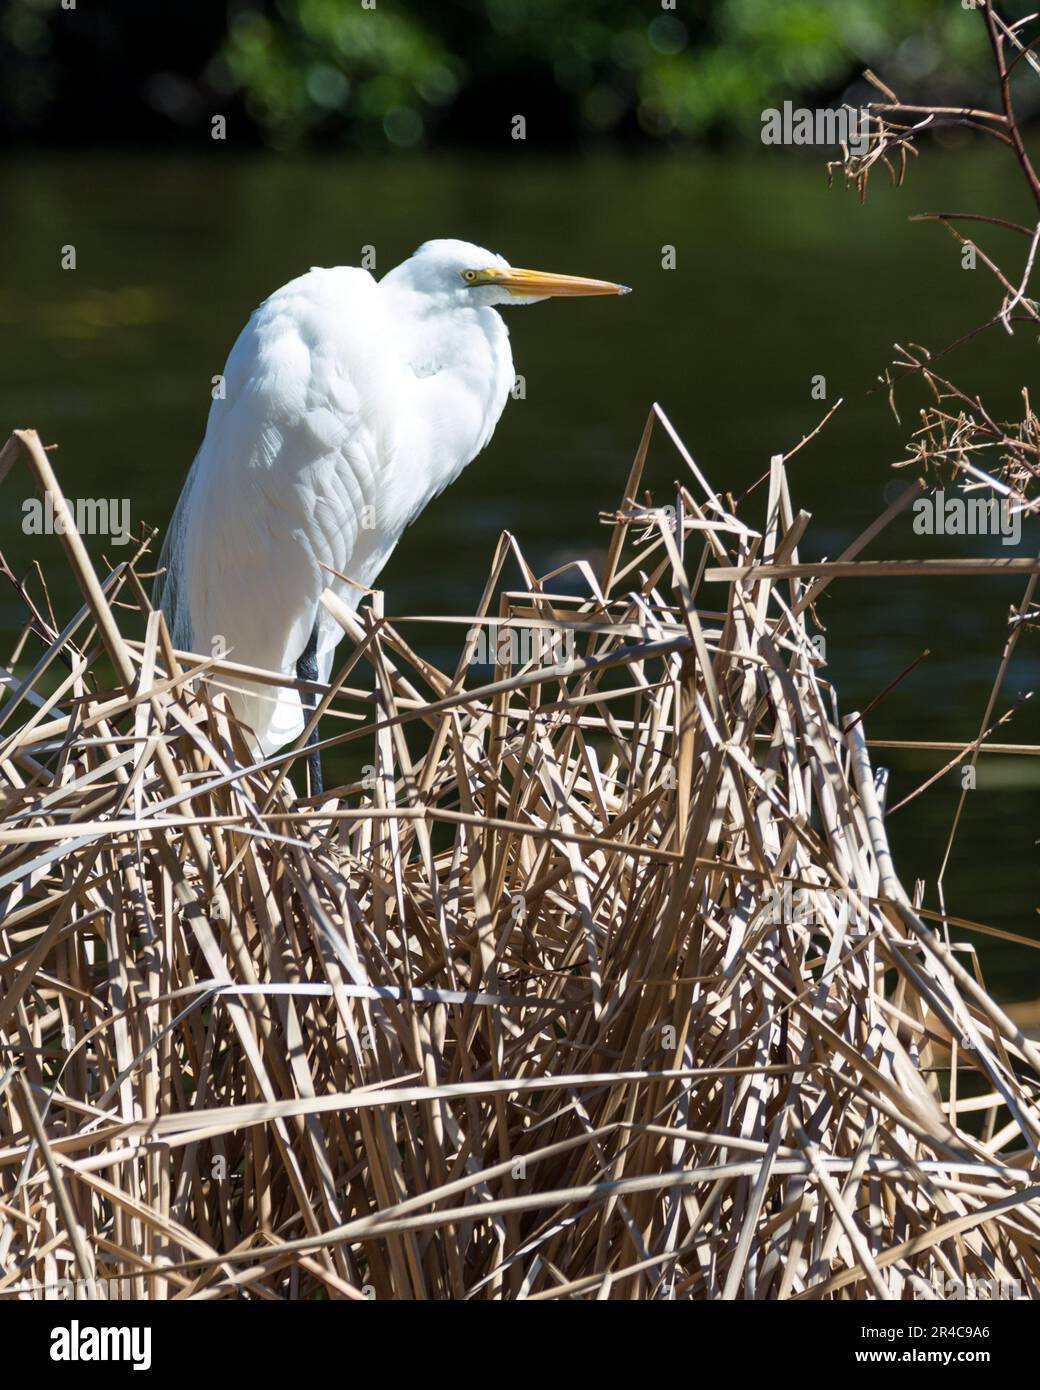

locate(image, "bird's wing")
[[157, 265, 403, 752]]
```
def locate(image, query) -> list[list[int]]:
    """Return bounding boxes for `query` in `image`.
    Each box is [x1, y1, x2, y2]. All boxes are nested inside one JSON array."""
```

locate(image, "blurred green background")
[[0, 1, 1010, 151], [0, 3, 1037, 1000]]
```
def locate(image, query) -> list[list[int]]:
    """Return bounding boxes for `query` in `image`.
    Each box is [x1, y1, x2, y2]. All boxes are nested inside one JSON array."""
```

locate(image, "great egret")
[[155, 238, 629, 791]]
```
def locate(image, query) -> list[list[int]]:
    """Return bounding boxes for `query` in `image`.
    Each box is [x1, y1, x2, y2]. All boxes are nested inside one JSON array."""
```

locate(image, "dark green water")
[[1, 150, 1036, 999]]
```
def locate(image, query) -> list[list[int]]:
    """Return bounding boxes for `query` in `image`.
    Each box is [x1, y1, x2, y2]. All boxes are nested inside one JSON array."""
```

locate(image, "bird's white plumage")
[[157, 240, 517, 751]]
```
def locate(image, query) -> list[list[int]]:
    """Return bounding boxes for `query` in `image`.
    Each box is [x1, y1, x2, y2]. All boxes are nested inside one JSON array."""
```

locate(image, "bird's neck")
[[392, 298, 516, 506]]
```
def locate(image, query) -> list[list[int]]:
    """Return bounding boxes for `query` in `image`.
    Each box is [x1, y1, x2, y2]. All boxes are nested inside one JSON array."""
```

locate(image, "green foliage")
[[225, 4, 455, 148], [222, 0, 992, 148]]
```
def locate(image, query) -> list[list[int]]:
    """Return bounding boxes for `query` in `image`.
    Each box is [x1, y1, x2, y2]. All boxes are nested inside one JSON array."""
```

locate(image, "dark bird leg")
[[296, 623, 323, 797]]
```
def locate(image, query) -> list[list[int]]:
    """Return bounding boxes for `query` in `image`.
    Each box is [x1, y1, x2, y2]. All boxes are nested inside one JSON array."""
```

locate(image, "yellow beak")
[[484, 266, 631, 297]]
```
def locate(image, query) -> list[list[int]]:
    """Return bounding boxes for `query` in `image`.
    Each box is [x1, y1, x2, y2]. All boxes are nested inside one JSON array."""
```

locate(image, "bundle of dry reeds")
[[1, 413, 1039, 1301]]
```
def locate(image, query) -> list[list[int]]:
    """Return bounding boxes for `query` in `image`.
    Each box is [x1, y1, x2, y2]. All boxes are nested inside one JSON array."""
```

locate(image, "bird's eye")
[[462, 270, 478, 283]]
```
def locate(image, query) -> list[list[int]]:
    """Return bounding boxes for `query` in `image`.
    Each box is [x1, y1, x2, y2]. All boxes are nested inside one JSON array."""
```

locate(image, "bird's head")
[[386, 238, 631, 309]]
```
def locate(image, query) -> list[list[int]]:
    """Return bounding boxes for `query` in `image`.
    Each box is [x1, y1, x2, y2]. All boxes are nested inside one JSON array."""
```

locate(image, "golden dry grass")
[[1, 413, 1039, 1300]]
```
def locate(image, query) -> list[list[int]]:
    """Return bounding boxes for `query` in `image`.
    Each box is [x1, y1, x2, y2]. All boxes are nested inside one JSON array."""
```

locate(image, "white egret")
[[155, 238, 629, 790]]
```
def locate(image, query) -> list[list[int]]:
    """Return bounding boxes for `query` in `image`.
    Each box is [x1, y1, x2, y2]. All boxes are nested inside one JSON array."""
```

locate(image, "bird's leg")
[[296, 623, 323, 797]]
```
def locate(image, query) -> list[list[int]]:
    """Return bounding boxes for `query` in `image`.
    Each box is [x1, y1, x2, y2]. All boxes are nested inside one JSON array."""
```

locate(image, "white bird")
[[155, 238, 629, 790]]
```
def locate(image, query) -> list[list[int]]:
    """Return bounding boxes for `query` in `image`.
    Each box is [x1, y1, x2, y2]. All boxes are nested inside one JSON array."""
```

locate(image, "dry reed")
[[1, 412, 1039, 1301]]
